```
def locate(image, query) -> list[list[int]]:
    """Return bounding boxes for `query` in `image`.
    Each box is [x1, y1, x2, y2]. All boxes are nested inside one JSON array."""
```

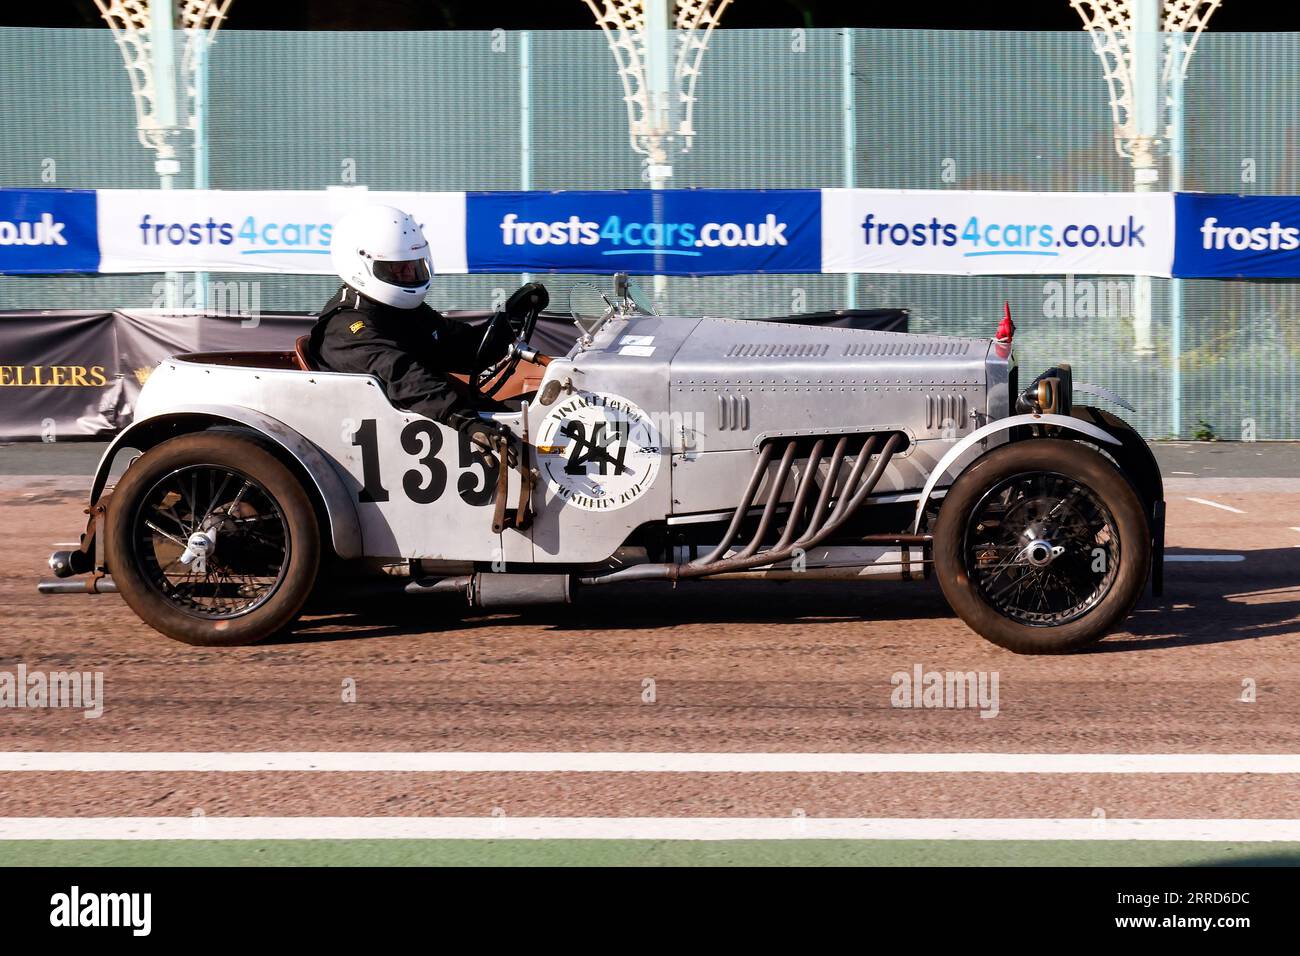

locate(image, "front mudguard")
[[912, 409, 1164, 596], [911, 412, 1122, 534], [1071, 405, 1165, 596]]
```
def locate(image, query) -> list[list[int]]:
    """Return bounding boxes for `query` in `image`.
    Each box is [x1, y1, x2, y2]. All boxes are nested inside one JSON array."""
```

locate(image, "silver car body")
[[94, 307, 1126, 571]]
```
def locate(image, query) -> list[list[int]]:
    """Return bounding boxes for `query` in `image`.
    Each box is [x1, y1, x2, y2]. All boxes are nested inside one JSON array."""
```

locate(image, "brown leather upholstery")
[[448, 365, 545, 402], [293, 335, 317, 372]]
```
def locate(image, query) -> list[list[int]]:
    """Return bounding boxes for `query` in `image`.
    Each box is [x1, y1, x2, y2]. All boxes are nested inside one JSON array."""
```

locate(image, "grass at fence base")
[[2, 840, 1299, 867]]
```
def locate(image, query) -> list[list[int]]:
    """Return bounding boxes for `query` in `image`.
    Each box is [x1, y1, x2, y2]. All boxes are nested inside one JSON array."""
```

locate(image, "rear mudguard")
[[87, 405, 363, 560]]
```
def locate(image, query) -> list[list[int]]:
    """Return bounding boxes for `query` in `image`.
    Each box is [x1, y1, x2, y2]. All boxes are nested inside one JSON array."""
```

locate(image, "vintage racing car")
[[40, 275, 1164, 654]]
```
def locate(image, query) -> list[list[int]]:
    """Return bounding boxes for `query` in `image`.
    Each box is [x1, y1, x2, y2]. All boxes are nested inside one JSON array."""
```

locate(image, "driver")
[[310, 203, 516, 459]]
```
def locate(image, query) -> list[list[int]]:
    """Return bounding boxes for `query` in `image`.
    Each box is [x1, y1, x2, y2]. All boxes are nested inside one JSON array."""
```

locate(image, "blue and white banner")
[[11, 185, 1300, 280], [465, 189, 822, 275], [821, 189, 1175, 277], [0, 189, 99, 274], [1173, 193, 1300, 278]]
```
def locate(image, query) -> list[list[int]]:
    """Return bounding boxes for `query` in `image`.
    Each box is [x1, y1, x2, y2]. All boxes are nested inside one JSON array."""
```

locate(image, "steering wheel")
[[473, 281, 548, 400]]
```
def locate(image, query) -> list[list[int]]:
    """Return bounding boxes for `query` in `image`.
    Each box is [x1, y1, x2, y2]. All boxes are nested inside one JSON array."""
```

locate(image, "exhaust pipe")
[[583, 432, 907, 586], [339, 573, 573, 609], [701, 546, 929, 581], [404, 576, 472, 596], [38, 576, 118, 595], [48, 549, 94, 579]]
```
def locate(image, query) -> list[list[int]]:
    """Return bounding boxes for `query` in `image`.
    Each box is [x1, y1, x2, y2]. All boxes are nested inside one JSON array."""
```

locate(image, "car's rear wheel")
[[933, 438, 1150, 654], [105, 431, 320, 646]]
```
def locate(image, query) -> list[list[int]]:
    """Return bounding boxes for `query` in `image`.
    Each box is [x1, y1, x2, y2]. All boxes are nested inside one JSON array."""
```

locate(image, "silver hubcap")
[[1024, 537, 1059, 567]]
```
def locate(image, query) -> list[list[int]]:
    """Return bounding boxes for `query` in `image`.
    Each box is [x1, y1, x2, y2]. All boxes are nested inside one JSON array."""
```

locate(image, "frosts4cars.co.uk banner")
[[464, 189, 823, 275], [820, 189, 1175, 277], [94, 189, 467, 275], [0, 189, 100, 274], [1173, 192, 1300, 278]]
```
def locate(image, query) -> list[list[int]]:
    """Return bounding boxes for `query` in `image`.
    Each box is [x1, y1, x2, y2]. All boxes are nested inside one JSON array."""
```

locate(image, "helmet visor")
[[372, 257, 430, 288]]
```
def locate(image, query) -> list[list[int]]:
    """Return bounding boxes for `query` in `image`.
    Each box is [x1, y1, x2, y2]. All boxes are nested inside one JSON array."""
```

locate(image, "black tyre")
[[933, 439, 1150, 654], [105, 432, 320, 646]]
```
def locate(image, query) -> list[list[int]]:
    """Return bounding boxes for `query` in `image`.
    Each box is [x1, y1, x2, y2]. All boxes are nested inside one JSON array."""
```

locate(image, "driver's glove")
[[450, 413, 519, 469], [482, 311, 519, 361]]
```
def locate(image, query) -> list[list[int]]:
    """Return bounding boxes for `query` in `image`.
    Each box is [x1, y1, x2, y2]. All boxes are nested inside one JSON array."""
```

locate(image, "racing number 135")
[[350, 418, 498, 506]]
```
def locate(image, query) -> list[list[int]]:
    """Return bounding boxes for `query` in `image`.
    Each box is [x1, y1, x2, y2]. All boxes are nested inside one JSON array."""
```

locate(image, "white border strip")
[[4, 752, 1300, 774], [3, 817, 1300, 842]]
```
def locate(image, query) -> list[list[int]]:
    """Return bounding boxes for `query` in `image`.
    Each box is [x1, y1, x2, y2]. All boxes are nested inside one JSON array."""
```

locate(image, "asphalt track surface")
[[1, 440, 1298, 865]]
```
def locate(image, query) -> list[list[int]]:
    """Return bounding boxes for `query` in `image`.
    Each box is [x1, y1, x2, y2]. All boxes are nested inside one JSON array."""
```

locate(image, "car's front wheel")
[[105, 431, 320, 646], [933, 438, 1150, 654]]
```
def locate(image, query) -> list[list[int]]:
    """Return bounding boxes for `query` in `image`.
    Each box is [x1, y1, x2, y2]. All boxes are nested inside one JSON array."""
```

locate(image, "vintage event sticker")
[[534, 391, 662, 511]]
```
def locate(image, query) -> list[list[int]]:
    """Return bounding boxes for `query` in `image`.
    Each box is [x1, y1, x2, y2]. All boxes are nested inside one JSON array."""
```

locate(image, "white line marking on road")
[[2, 816, 1300, 842], [1169, 471, 1196, 476], [1165, 554, 1245, 563], [1290, 527, 1300, 534], [1185, 497, 1246, 514], [5, 753, 1300, 774]]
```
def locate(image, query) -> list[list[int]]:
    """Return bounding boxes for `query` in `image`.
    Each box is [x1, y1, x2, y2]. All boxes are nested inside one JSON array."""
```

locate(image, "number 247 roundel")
[[535, 392, 662, 511]]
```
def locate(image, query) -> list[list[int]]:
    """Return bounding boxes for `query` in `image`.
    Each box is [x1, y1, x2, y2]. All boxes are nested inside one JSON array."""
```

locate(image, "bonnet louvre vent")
[[842, 340, 973, 358], [925, 393, 969, 429], [725, 343, 830, 359]]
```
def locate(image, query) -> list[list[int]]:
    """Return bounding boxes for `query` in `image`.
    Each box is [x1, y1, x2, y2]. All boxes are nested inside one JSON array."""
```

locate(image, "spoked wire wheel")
[[933, 439, 1150, 654], [131, 465, 291, 619], [106, 432, 320, 646], [964, 471, 1119, 627]]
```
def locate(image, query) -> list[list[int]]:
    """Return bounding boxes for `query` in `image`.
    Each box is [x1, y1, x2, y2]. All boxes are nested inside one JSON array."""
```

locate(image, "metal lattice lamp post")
[[94, 0, 233, 306], [581, 0, 732, 299], [1070, 0, 1220, 375], [94, 0, 233, 188], [582, 0, 732, 186], [1070, 0, 1220, 189]]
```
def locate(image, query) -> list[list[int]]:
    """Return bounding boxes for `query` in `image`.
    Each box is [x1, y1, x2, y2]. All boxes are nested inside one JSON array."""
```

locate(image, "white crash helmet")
[[330, 204, 433, 309]]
